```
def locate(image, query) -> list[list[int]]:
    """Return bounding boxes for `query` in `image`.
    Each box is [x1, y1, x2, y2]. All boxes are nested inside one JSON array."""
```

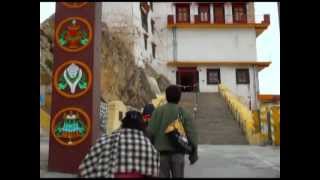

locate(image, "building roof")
[[258, 94, 280, 102]]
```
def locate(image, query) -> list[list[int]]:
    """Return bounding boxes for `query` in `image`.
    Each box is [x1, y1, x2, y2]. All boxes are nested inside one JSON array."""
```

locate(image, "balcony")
[[167, 14, 270, 37]]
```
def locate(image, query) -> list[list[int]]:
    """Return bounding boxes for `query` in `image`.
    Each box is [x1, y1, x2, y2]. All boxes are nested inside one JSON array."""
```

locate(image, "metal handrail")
[[177, 83, 199, 121]]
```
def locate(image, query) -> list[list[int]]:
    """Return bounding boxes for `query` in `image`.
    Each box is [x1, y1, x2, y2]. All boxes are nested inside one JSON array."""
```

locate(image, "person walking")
[[147, 85, 198, 178], [79, 111, 160, 178], [142, 103, 155, 127]]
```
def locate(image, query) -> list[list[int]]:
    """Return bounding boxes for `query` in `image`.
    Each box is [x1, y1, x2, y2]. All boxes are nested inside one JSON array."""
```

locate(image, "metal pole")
[[257, 109, 262, 132], [267, 110, 273, 145]]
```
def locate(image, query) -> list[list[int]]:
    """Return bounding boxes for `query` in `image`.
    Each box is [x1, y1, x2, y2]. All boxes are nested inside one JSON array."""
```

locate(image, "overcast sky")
[[40, 2, 280, 94]]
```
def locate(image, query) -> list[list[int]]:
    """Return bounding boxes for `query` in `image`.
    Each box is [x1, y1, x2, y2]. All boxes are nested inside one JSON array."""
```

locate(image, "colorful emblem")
[[51, 107, 91, 146], [55, 17, 92, 52], [54, 60, 92, 98], [61, 2, 88, 8]]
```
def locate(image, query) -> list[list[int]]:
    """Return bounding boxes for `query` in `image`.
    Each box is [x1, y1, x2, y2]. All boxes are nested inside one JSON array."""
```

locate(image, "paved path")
[[184, 145, 280, 178], [40, 137, 76, 178], [41, 137, 279, 178]]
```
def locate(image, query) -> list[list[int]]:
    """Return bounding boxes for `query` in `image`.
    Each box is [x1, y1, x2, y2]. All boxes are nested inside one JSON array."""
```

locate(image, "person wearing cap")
[[142, 103, 155, 127]]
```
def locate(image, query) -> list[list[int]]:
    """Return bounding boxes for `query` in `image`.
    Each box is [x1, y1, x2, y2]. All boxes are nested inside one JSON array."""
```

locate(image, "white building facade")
[[150, 2, 271, 110], [101, 2, 271, 110]]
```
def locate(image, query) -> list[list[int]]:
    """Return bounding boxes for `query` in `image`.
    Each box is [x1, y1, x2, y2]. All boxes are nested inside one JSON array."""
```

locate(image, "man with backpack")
[[147, 85, 198, 178]]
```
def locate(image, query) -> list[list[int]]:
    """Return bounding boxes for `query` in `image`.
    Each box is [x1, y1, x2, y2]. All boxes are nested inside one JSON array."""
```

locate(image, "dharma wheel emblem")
[[54, 60, 92, 98], [51, 107, 91, 146], [62, 2, 88, 8], [55, 17, 92, 52]]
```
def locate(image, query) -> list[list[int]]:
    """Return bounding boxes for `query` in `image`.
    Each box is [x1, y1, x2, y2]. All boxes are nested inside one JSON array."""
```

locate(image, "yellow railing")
[[218, 84, 280, 145], [219, 84, 266, 145], [255, 104, 280, 145], [40, 108, 50, 132], [271, 106, 280, 145]]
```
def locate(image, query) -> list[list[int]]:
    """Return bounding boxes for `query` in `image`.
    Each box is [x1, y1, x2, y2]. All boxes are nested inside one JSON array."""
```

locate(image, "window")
[[233, 3, 247, 23], [236, 69, 250, 84], [144, 34, 148, 50], [213, 3, 225, 24], [198, 4, 210, 23], [151, 19, 155, 34], [150, 2, 153, 11], [207, 69, 220, 84], [176, 4, 190, 23], [152, 43, 156, 58], [140, 3, 149, 32]]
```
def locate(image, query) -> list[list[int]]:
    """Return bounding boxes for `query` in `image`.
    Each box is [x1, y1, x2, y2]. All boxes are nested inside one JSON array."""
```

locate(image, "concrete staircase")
[[180, 92, 196, 114], [179, 92, 248, 145]]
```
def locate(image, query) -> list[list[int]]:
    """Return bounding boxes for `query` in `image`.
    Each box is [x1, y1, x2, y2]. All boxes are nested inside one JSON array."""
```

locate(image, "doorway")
[[176, 67, 199, 92]]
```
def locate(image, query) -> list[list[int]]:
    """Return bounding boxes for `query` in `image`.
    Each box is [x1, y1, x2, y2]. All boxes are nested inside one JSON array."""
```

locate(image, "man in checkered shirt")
[[79, 111, 160, 178]]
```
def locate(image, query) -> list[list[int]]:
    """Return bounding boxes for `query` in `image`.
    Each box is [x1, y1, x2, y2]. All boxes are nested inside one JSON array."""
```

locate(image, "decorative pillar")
[[48, 2, 102, 174]]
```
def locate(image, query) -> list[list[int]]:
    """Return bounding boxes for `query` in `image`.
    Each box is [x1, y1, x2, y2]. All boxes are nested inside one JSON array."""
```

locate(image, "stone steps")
[[179, 92, 248, 145]]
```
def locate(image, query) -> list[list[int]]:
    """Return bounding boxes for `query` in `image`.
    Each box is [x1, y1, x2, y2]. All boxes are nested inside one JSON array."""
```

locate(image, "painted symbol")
[[55, 17, 92, 52], [62, 2, 88, 8], [54, 60, 92, 98], [51, 107, 91, 146]]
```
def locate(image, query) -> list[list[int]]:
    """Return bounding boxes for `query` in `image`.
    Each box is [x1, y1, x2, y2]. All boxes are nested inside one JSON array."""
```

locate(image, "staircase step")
[[179, 92, 248, 145]]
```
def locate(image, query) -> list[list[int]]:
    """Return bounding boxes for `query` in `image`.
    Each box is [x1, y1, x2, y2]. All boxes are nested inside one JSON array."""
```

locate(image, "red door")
[[214, 3, 225, 24], [176, 67, 198, 92]]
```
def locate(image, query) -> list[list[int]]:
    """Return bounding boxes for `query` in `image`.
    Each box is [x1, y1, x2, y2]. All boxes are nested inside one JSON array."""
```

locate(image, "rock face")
[[144, 63, 171, 92], [40, 15, 170, 109]]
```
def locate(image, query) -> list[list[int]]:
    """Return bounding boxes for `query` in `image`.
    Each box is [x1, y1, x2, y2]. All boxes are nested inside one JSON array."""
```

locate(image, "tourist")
[[79, 111, 160, 178], [147, 85, 198, 178], [142, 103, 155, 127]]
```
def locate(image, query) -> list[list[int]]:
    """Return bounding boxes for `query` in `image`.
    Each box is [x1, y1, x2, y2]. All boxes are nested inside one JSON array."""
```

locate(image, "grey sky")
[[40, 2, 280, 94]]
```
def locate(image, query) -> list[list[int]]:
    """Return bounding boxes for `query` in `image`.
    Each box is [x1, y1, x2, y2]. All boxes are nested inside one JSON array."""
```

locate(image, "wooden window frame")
[[176, 3, 190, 23], [144, 34, 148, 50], [151, 19, 155, 34], [150, 2, 153, 11], [152, 43, 156, 58], [213, 3, 225, 24], [140, 3, 149, 32], [236, 69, 250, 84], [207, 69, 221, 85], [232, 2, 247, 24], [198, 3, 210, 23]]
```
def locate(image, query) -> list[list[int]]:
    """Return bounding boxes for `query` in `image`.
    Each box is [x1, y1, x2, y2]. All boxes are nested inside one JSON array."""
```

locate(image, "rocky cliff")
[[40, 15, 170, 109]]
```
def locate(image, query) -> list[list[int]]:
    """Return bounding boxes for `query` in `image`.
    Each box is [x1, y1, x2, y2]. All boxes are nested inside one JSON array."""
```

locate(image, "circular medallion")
[[53, 60, 92, 98], [62, 2, 88, 8], [51, 107, 91, 146], [55, 17, 92, 52]]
